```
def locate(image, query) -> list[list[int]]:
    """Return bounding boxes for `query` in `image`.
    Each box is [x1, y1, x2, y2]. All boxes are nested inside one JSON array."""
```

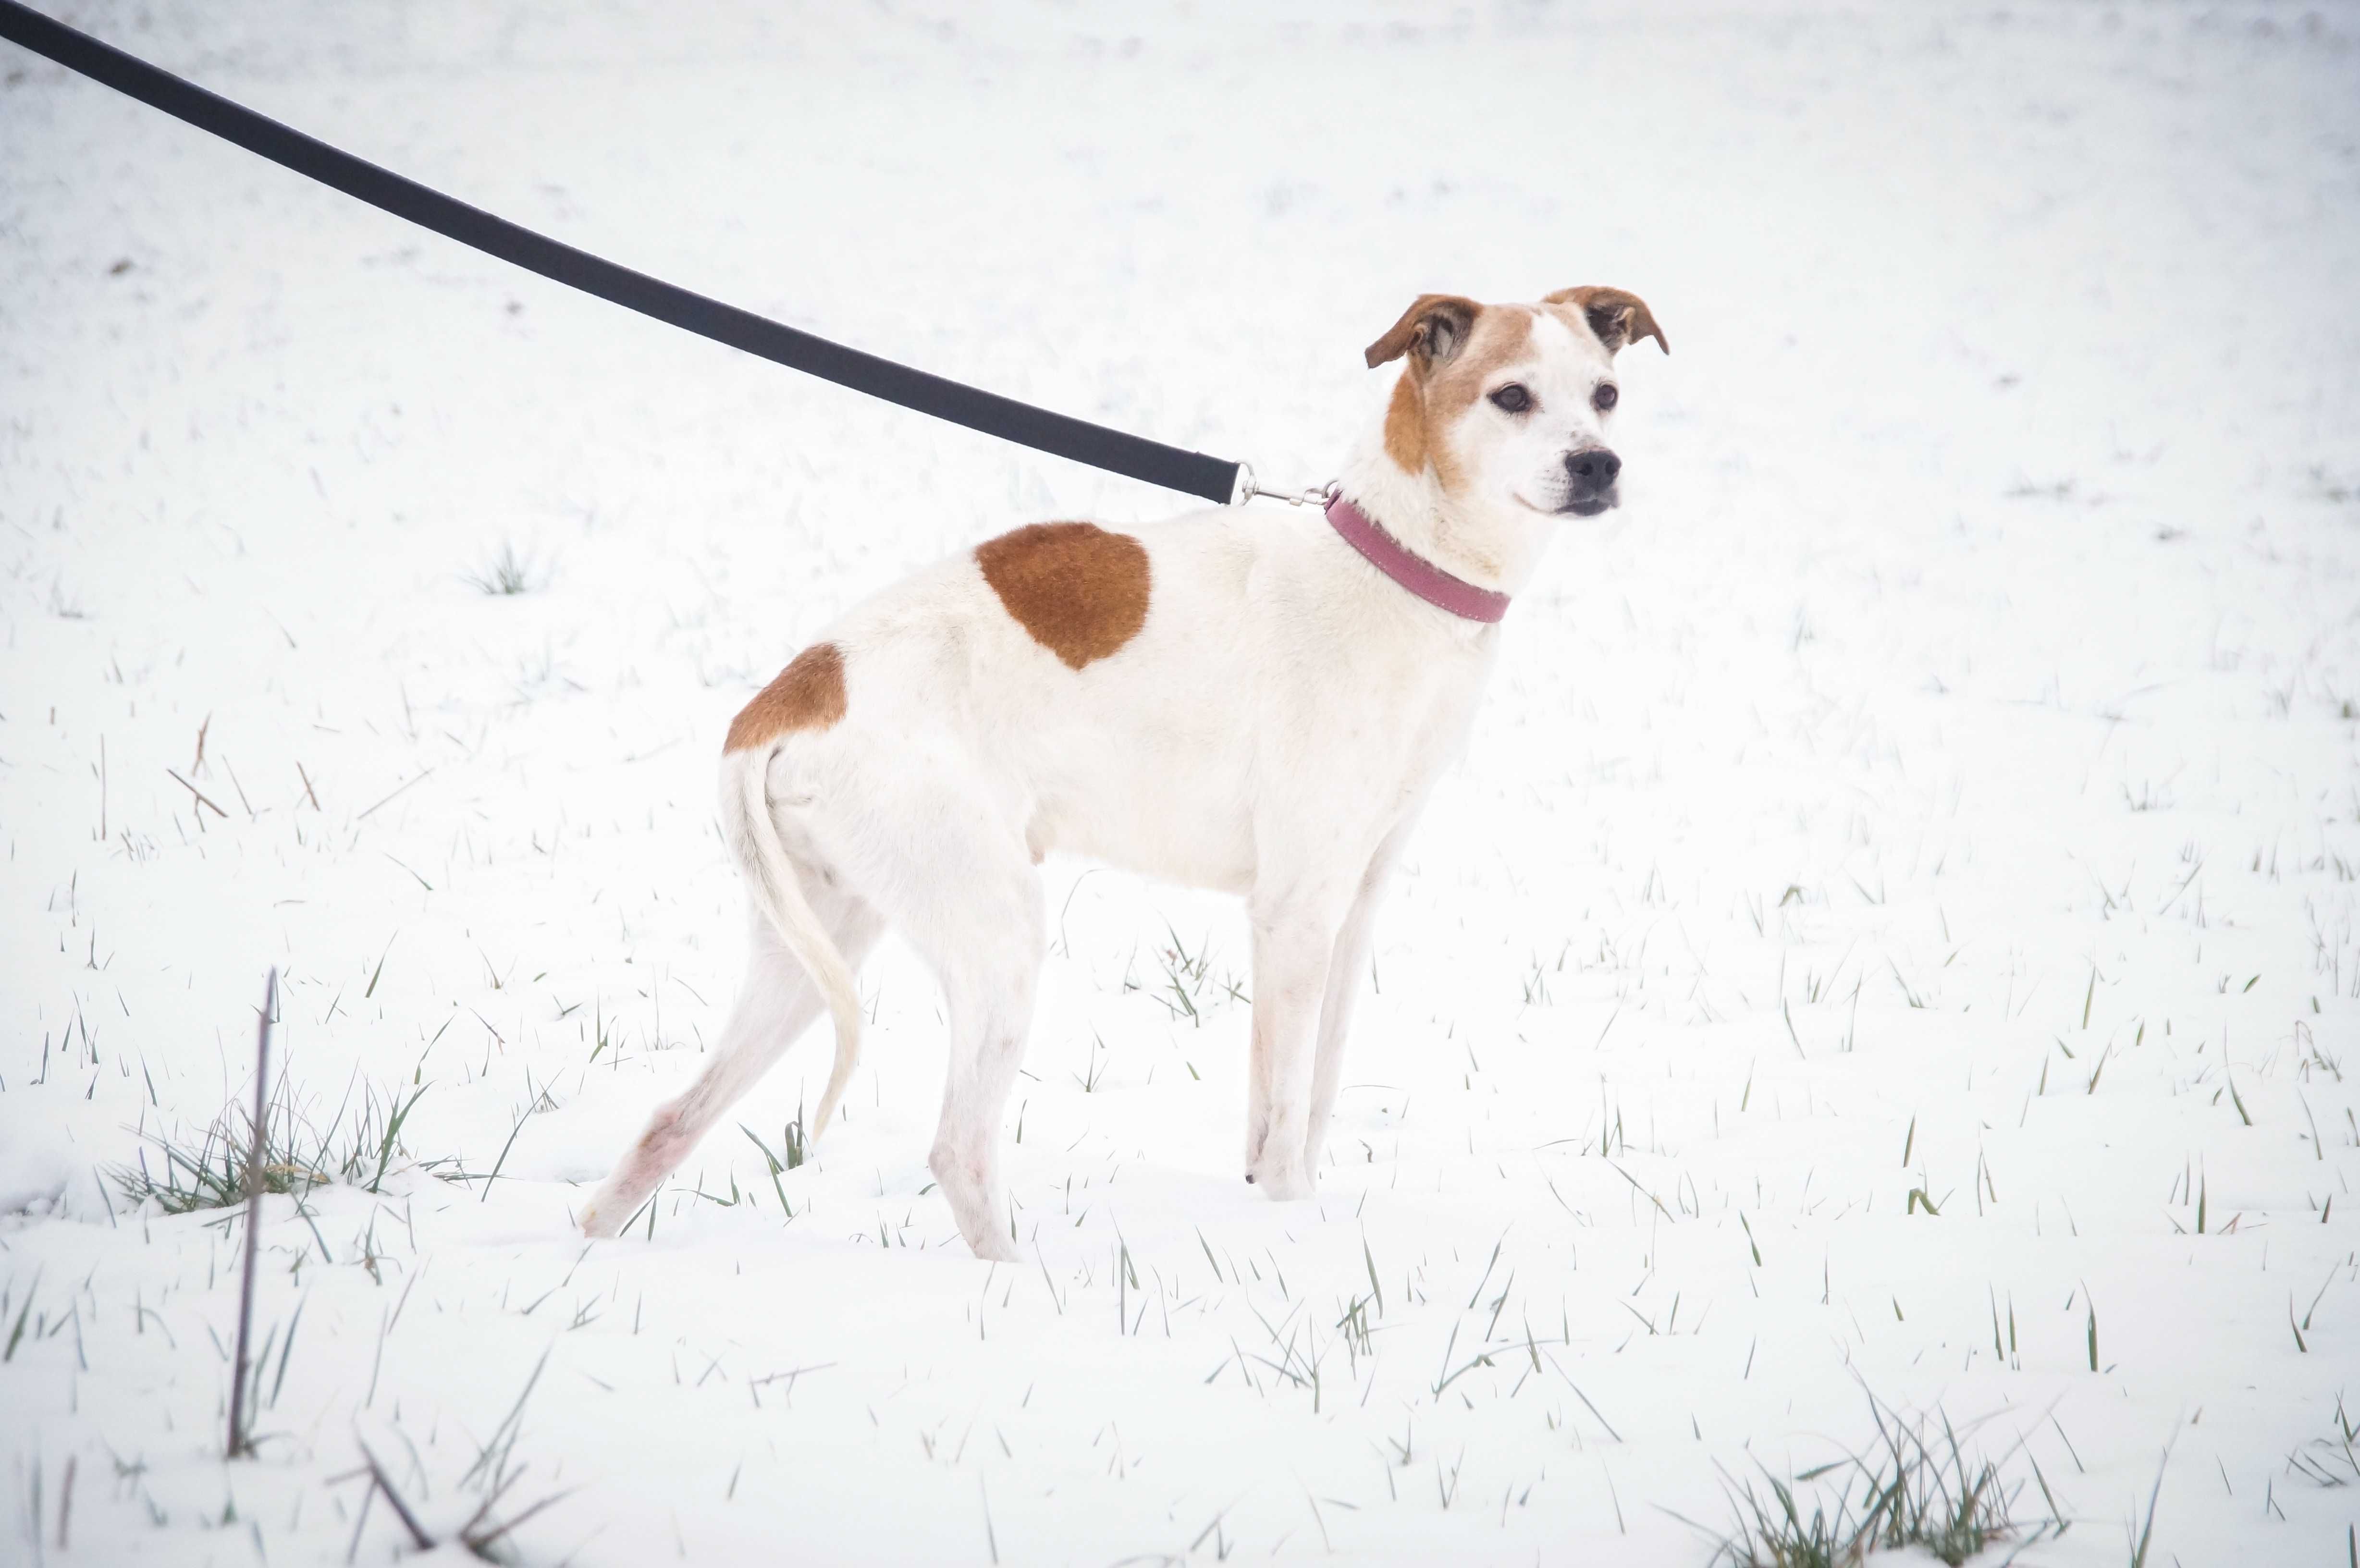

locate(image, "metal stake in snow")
[[0, 0, 1267, 506], [227, 967, 277, 1460]]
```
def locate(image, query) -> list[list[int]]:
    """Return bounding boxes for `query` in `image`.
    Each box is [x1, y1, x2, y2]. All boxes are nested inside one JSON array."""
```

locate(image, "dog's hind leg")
[[852, 790, 1042, 1262], [580, 890, 881, 1237], [922, 903, 1040, 1263], [909, 837, 1045, 1262]]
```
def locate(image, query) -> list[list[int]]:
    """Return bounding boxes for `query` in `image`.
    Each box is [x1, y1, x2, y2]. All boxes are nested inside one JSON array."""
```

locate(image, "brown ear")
[[1545, 286, 1669, 355], [1364, 294, 1483, 371]]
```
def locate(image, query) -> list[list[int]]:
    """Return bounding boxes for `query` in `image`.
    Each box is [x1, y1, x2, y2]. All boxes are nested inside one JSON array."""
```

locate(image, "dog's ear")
[[1545, 286, 1669, 356], [1364, 294, 1483, 371]]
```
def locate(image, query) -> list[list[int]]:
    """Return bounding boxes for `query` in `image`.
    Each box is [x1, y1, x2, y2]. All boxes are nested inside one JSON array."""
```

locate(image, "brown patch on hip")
[[975, 521, 1151, 671], [725, 641, 847, 752]]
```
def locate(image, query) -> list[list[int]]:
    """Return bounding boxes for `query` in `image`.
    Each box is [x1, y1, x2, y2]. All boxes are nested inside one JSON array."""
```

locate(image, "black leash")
[[0, 0, 1245, 504]]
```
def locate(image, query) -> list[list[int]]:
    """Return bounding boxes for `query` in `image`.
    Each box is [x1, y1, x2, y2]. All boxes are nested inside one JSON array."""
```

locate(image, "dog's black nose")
[[1565, 447, 1622, 491]]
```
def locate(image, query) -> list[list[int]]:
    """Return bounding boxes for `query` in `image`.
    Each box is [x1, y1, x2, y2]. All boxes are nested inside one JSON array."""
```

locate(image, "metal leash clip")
[[1231, 464, 1340, 509]]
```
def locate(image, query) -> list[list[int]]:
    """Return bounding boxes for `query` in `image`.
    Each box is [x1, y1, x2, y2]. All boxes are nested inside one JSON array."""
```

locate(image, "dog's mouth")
[[1518, 490, 1620, 519]]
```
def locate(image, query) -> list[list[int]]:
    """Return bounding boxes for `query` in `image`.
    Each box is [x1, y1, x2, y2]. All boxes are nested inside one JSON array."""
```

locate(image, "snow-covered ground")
[[4, 1, 2357, 1562]]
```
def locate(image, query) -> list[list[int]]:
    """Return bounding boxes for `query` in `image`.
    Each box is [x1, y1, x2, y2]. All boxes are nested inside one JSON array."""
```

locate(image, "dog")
[[580, 287, 1667, 1259]]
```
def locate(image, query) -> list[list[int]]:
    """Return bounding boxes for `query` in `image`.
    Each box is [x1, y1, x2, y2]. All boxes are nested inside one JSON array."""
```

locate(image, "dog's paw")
[[1247, 1162, 1315, 1202], [578, 1187, 636, 1238], [967, 1231, 1022, 1263], [579, 1205, 622, 1239]]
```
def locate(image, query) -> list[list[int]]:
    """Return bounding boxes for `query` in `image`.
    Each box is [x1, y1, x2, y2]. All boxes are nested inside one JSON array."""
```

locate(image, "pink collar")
[[1323, 493, 1510, 624]]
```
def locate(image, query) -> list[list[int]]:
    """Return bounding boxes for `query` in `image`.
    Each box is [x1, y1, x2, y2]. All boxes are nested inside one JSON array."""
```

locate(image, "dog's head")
[[1364, 287, 1667, 518]]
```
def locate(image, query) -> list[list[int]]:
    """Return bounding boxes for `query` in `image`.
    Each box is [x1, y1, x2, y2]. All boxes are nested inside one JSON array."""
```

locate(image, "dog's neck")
[[1334, 425, 1557, 602]]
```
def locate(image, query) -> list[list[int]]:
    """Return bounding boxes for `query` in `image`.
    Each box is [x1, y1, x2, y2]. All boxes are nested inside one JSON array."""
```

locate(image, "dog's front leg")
[[1303, 823, 1412, 1177], [1244, 891, 1350, 1199]]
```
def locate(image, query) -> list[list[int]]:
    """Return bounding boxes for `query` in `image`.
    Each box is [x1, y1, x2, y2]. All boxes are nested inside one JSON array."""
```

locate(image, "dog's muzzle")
[[1559, 447, 1622, 516]]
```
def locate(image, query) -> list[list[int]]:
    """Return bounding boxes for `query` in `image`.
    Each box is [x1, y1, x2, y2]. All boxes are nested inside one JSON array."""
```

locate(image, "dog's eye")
[[1487, 383, 1532, 415], [1592, 383, 1619, 412]]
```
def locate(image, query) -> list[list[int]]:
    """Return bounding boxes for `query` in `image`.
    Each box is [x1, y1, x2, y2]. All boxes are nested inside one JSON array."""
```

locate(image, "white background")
[[2, 2, 2356, 1562]]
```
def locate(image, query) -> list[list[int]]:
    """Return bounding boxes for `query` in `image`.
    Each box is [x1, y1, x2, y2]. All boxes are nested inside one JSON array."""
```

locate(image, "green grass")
[[1677, 1387, 2059, 1568], [1136, 923, 1245, 1025], [111, 1074, 440, 1213], [740, 1110, 810, 1216], [348, 1347, 573, 1562], [461, 540, 548, 596], [2286, 1394, 2359, 1487]]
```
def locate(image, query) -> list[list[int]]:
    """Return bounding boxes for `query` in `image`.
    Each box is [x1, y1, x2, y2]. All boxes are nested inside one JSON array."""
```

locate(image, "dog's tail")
[[721, 744, 864, 1144]]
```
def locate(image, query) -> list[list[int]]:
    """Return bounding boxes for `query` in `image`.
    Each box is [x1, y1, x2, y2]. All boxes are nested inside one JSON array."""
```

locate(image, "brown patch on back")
[[976, 522, 1151, 670], [1378, 306, 1536, 490], [725, 641, 847, 752]]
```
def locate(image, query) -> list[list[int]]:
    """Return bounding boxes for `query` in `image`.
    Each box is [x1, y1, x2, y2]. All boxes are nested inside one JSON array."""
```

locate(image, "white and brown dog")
[[582, 287, 1667, 1259]]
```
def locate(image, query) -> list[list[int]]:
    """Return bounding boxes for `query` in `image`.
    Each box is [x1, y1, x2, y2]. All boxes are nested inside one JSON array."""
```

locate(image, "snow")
[[2, 0, 2356, 1562]]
